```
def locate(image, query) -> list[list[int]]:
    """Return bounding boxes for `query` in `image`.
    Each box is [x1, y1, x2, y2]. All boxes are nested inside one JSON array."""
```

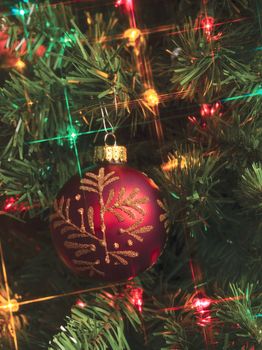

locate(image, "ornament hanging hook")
[[100, 103, 116, 140], [104, 132, 117, 146]]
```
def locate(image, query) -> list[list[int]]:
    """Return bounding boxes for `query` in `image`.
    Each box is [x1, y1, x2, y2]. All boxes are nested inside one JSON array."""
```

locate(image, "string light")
[[115, 0, 123, 7], [143, 88, 159, 108], [193, 297, 211, 310], [130, 287, 143, 313], [161, 154, 188, 171], [192, 296, 213, 327], [67, 127, 78, 142], [15, 59, 26, 71], [0, 242, 19, 350], [0, 282, 128, 311], [11, 8, 27, 16], [201, 16, 215, 33], [115, 0, 134, 12], [162, 153, 202, 172], [123, 28, 142, 46], [200, 102, 223, 118], [75, 299, 87, 308], [1, 299, 20, 313], [3, 196, 29, 213], [201, 16, 215, 39]]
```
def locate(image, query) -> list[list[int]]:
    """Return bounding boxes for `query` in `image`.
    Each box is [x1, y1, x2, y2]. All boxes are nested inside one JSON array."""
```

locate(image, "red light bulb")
[[192, 296, 213, 327], [200, 101, 222, 118], [200, 104, 210, 117], [3, 196, 17, 212], [130, 287, 143, 313], [115, 0, 134, 11], [193, 297, 211, 310], [3, 196, 30, 212], [201, 16, 215, 33], [75, 299, 87, 308], [115, 0, 123, 7]]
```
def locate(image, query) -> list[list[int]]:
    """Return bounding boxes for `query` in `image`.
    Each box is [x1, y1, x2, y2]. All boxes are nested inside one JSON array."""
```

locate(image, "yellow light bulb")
[[161, 154, 200, 172], [86, 13, 92, 25], [124, 28, 142, 46], [143, 88, 159, 108], [1, 299, 19, 313], [15, 59, 26, 71]]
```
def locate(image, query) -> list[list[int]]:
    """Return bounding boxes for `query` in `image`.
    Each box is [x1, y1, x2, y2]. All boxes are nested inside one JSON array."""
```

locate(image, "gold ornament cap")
[[94, 133, 127, 164]]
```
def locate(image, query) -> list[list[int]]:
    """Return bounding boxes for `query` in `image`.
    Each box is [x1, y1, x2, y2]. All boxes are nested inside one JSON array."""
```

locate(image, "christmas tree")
[[0, 0, 261, 349]]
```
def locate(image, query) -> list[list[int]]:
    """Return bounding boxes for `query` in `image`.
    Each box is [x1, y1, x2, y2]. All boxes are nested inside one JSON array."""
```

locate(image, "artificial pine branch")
[[168, 18, 256, 102], [48, 288, 141, 350]]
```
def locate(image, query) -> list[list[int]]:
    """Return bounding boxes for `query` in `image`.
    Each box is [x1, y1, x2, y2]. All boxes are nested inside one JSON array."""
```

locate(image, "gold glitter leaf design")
[[78, 168, 120, 266], [120, 219, 153, 242], [105, 188, 115, 208], [51, 197, 105, 269], [107, 187, 149, 221], [80, 179, 99, 193], [72, 259, 104, 276], [64, 242, 96, 257], [87, 207, 95, 234], [157, 199, 170, 232], [103, 171, 120, 188], [61, 226, 74, 235], [109, 250, 139, 265], [52, 220, 66, 230], [67, 233, 88, 239], [51, 197, 101, 242], [80, 168, 119, 194], [79, 186, 98, 193]]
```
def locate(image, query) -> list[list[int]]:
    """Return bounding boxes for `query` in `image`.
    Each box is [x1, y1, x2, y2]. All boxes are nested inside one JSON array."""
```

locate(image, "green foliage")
[[189, 111, 262, 171], [168, 19, 257, 102], [7, 1, 74, 59], [156, 316, 191, 350], [158, 147, 225, 236], [0, 159, 51, 216], [48, 289, 141, 350], [216, 284, 262, 348], [237, 163, 262, 215]]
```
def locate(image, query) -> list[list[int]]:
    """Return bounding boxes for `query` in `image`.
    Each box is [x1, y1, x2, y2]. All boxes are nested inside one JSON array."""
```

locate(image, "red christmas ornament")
[[50, 142, 169, 282]]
